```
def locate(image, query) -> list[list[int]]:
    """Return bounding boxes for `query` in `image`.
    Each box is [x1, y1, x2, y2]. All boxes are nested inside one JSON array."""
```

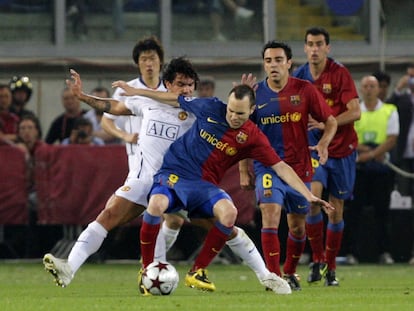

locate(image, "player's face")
[[167, 73, 195, 96], [263, 48, 292, 84], [304, 34, 330, 65], [360, 76, 380, 101], [138, 50, 161, 81], [226, 93, 254, 129]]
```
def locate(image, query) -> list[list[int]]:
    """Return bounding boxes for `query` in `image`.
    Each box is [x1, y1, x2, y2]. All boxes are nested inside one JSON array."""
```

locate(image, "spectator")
[[15, 114, 46, 257], [386, 63, 414, 265], [9, 75, 36, 118], [372, 71, 392, 102], [197, 76, 216, 97], [83, 86, 120, 144], [45, 87, 87, 144], [61, 117, 104, 145], [67, 0, 88, 41], [343, 75, 399, 265], [208, 0, 254, 41], [0, 83, 19, 143]]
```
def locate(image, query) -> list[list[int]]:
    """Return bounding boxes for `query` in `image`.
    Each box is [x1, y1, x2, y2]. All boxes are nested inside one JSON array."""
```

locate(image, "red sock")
[[140, 221, 160, 268], [306, 219, 325, 262], [283, 231, 306, 275], [192, 225, 231, 271], [261, 228, 281, 276], [325, 223, 343, 271]]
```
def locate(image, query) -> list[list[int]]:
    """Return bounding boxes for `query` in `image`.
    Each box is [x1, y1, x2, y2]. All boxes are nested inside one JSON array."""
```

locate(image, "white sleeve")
[[387, 110, 400, 136]]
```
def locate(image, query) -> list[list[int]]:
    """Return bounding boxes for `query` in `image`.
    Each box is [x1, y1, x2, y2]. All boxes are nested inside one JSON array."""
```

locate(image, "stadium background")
[[0, 0, 413, 262]]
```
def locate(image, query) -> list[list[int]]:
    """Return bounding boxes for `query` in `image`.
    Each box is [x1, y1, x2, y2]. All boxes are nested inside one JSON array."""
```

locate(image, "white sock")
[[67, 221, 108, 275], [226, 227, 269, 281], [154, 227, 166, 261], [154, 221, 180, 261]]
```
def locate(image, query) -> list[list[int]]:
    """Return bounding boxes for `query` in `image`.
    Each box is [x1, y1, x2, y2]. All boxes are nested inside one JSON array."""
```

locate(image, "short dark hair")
[[91, 86, 110, 97], [262, 41, 292, 60], [132, 35, 164, 67], [199, 76, 215, 89], [229, 84, 256, 107], [305, 26, 330, 45], [73, 117, 93, 130], [18, 114, 43, 139], [372, 71, 391, 85], [162, 56, 200, 89]]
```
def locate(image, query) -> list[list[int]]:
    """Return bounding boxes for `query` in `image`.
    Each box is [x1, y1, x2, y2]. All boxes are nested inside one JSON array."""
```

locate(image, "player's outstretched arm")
[[66, 69, 131, 115], [271, 161, 334, 210], [112, 80, 180, 107]]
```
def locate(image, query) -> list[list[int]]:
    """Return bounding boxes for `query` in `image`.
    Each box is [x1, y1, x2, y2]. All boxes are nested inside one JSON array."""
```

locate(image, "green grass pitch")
[[1, 261, 413, 311]]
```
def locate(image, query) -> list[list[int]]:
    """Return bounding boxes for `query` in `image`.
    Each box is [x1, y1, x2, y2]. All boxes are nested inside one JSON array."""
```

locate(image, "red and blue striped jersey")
[[293, 57, 359, 158], [252, 76, 332, 182], [158, 95, 281, 185]]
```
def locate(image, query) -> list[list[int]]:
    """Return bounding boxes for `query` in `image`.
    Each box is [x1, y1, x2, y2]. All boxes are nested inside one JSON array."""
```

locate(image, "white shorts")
[[114, 176, 153, 206], [114, 175, 189, 221]]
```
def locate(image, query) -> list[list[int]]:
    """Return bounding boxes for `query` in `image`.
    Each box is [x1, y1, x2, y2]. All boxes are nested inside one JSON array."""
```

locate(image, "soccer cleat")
[[283, 273, 301, 291], [379, 252, 394, 265], [260, 272, 292, 295], [184, 268, 216, 292], [137, 268, 152, 296], [43, 253, 73, 288], [307, 262, 327, 283], [324, 270, 339, 286]]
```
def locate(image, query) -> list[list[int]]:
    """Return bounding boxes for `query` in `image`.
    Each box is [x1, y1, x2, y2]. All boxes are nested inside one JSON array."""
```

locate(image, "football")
[[141, 261, 179, 295]]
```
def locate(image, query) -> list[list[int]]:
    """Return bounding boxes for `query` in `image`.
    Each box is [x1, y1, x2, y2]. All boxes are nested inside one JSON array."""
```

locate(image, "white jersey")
[[104, 77, 166, 175], [114, 94, 196, 206]]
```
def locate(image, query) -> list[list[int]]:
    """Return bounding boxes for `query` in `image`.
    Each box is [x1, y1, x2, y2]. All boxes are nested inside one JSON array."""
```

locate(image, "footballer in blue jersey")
[[239, 41, 337, 290], [292, 27, 360, 286], [114, 81, 333, 292]]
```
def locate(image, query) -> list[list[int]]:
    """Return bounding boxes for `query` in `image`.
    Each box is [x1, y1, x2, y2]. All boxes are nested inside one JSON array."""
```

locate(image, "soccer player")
[[292, 26, 360, 286], [112, 80, 333, 293], [42, 39, 196, 288], [239, 41, 337, 290]]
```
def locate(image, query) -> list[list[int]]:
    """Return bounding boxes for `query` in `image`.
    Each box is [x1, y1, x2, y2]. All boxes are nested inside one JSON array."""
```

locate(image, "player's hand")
[[308, 115, 325, 131], [234, 73, 258, 91], [66, 69, 83, 98], [122, 132, 139, 144], [309, 144, 328, 165], [112, 80, 138, 96], [310, 196, 335, 214]]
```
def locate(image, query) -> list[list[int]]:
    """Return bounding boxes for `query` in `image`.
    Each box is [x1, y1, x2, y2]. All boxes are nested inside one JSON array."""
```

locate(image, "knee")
[[147, 194, 169, 216], [221, 206, 237, 227], [289, 223, 306, 237]]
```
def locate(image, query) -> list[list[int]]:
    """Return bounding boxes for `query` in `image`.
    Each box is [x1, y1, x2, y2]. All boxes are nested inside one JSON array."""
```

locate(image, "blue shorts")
[[150, 172, 232, 219], [311, 150, 357, 200], [255, 170, 310, 214]]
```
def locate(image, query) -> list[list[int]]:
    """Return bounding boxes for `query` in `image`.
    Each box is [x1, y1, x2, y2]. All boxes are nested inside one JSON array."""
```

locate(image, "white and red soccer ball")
[[141, 261, 179, 295]]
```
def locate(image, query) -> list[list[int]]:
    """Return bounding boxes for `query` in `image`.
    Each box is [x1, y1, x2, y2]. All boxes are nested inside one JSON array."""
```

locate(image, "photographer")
[[61, 117, 104, 145]]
